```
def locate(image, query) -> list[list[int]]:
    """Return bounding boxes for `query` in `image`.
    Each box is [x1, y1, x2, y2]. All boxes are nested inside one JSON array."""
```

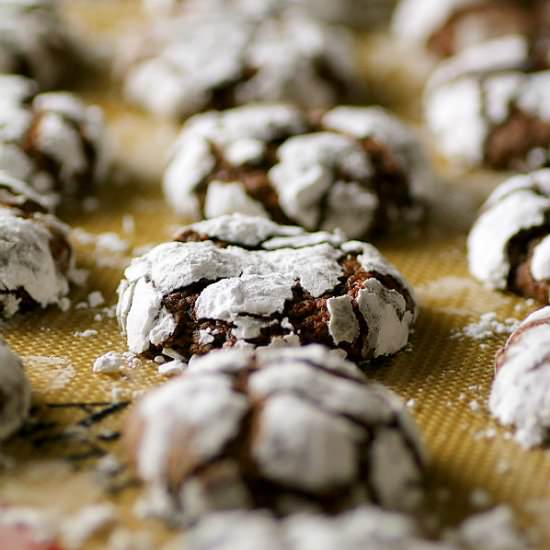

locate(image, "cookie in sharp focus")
[[0, 172, 78, 318], [163, 104, 431, 239], [468, 169, 550, 302], [0, 338, 31, 441], [120, 10, 363, 119], [0, 74, 109, 208], [490, 307, 550, 448], [124, 345, 426, 523], [392, 0, 546, 58], [116, 214, 418, 363]]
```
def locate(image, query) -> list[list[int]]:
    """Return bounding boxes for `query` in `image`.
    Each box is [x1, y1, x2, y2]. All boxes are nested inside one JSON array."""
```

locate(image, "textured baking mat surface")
[[1, 1, 549, 548]]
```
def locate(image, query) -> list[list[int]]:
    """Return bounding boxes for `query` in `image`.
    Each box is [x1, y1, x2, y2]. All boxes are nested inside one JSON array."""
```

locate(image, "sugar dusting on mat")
[[452, 313, 519, 341]]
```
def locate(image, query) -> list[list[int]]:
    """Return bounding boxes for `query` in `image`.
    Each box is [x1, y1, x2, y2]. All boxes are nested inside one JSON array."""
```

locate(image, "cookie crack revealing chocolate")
[[0, 74, 109, 207], [0, 172, 78, 318], [163, 104, 431, 239], [121, 10, 363, 119], [490, 307, 550, 448], [0, 338, 31, 441], [116, 214, 417, 362], [124, 346, 426, 523], [468, 169, 550, 303]]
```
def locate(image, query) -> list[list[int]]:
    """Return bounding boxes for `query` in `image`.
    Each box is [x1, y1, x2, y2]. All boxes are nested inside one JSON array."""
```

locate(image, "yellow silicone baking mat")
[[1, 2, 549, 548]]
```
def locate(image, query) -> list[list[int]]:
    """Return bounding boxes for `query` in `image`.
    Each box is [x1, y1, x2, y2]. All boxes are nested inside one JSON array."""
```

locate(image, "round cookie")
[[125, 345, 426, 523], [490, 307, 550, 448], [116, 214, 418, 362], [163, 104, 430, 238], [425, 54, 550, 170], [392, 0, 545, 58], [144, 0, 397, 28], [0, 339, 31, 441], [0, 0, 81, 89], [121, 11, 362, 119], [468, 169, 550, 303], [0, 172, 77, 318], [0, 75, 108, 207]]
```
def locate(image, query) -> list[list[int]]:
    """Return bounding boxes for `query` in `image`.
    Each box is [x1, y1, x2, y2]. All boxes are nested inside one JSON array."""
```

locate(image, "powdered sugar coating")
[[490, 307, 550, 448], [425, 59, 550, 167], [126, 345, 425, 522], [468, 170, 550, 291], [0, 339, 31, 440], [117, 214, 417, 361], [122, 11, 361, 119], [0, 0, 77, 89], [164, 105, 430, 238], [0, 75, 108, 204]]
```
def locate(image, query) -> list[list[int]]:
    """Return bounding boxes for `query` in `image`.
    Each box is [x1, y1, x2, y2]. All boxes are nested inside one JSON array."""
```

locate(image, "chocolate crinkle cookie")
[[392, 0, 548, 59], [0, 338, 31, 441], [120, 10, 363, 119], [0, 0, 85, 89], [125, 346, 426, 523], [116, 214, 417, 362], [144, 0, 397, 28], [0, 74, 109, 208], [0, 172, 78, 318], [424, 43, 550, 170], [163, 104, 431, 238], [490, 307, 550, 449], [468, 169, 550, 303]]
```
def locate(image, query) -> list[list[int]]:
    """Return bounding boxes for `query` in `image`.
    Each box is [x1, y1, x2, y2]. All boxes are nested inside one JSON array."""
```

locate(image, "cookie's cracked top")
[[0, 0, 81, 89], [0, 75, 108, 207], [116, 214, 417, 362], [468, 169, 550, 302], [0, 172, 77, 318], [393, 0, 546, 58], [164, 104, 431, 239], [121, 10, 362, 119], [125, 345, 425, 522], [490, 307, 550, 448], [0, 338, 31, 441]]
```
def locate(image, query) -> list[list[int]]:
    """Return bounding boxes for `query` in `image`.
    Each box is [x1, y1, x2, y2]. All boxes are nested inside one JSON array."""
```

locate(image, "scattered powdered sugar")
[[74, 329, 98, 338], [93, 351, 142, 374], [452, 313, 519, 341], [88, 291, 105, 308], [24, 355, 76, 391], [157, 359, 187, 376]]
